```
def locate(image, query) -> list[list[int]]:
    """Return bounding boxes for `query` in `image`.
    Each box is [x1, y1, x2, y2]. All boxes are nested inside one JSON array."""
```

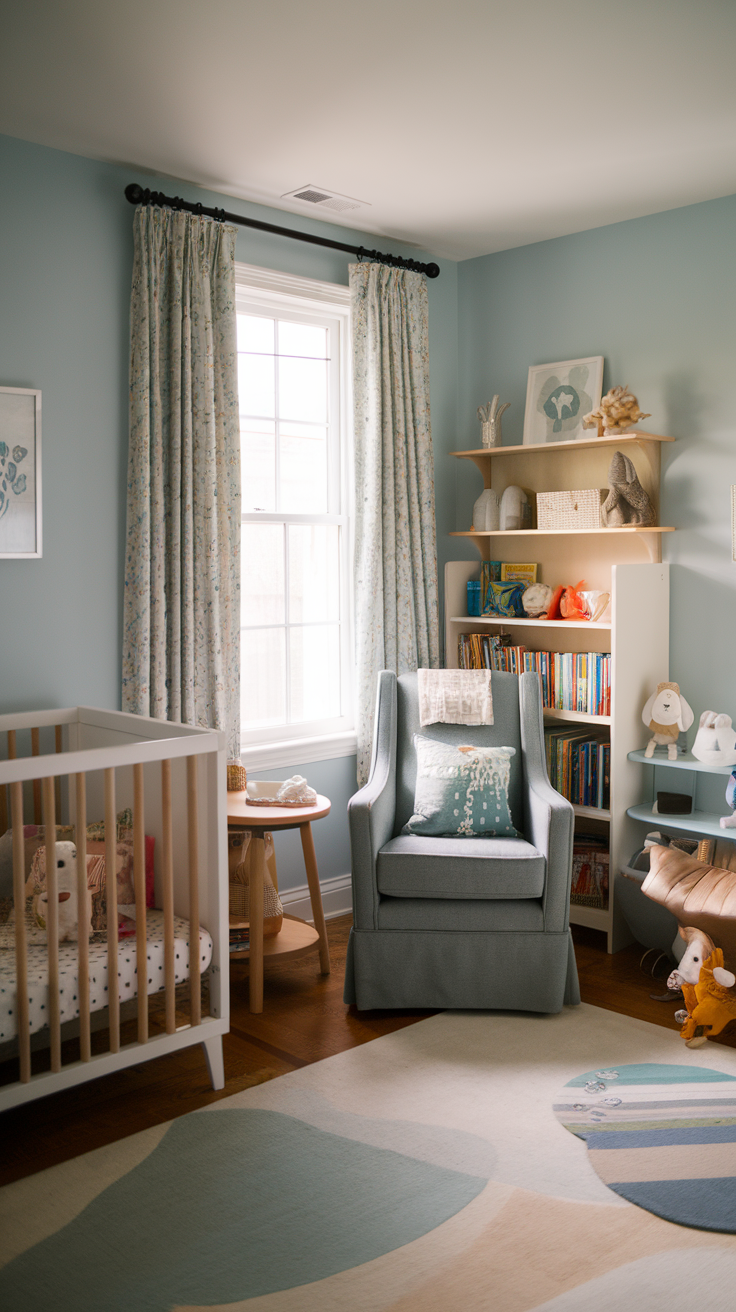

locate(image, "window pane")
[[279, 355, 327, 424], [241, 418, 275, 512], [237, 314, 274, 355], [241, 523, 284, 625], [289, 625, 341, 722], [280, 423, 328, 513], [288, 525, 339, 622], [241, 628, 286, 727], [278, 320, 328, 360], [238, 352, 275, 419]]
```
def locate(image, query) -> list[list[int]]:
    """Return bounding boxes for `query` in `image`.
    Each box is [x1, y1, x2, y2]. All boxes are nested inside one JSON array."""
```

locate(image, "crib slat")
[[32, 729, 41, 824], [187, 756, 201, 1027], [105, 768, 120, 1054], [42, 776, 61, 1074], [10, 781, 30, 1083], [133, 763, 147, 1044], [75, 772, 91, 1063], [54, 725, 62, 817], [161, 758, 176, 1035], [2, 730, 18, 841]]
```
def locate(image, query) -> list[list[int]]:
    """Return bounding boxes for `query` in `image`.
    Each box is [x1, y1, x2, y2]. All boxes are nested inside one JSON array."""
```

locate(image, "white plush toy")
[[691, 710, 736, 767], [34, 840, 90, 943], [642, 681, 694, 761]]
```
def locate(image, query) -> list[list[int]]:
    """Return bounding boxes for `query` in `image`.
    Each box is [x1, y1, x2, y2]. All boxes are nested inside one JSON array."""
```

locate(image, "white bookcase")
[[445, 432, 674, 952]]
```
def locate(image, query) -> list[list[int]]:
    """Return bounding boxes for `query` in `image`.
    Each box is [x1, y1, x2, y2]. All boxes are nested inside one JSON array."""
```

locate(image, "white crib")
[[0, 706, 228, 1111]]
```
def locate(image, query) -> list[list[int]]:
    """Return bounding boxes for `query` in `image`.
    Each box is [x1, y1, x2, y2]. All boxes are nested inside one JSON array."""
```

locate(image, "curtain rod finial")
[[125, 183, 144, 205]]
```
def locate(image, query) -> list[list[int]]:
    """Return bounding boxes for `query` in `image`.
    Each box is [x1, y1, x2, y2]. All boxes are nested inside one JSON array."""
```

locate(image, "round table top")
[[226, 791, 331, 828]]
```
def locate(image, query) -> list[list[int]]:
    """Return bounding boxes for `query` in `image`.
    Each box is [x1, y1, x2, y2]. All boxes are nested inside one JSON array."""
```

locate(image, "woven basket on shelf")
[[228, 829, 283, 936], [536, 488, 603, 531]]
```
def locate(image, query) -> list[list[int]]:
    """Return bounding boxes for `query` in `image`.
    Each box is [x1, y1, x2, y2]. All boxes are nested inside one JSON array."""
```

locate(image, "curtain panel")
[[350, 262, 440, 784], [122, 205, 241, 756]]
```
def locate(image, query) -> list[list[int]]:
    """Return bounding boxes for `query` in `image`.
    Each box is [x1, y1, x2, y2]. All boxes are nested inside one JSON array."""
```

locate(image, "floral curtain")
[[122, 205, 241, 756], [350, 262, 440, 784]]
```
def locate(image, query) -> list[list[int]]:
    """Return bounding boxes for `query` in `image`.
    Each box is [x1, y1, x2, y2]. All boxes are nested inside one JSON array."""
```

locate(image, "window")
[[235, 265, 353, 766]]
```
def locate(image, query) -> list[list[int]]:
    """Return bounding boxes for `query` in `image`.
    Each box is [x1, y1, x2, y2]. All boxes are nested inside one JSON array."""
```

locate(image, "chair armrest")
[[519, 673, 575, 932], [348, 671, 397, 929]]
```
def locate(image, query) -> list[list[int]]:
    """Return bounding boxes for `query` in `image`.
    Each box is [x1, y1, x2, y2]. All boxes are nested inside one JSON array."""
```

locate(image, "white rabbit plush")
[[34, 840, 91, 943], [642, 681, 694, 761], [692, 710, 736, 767]]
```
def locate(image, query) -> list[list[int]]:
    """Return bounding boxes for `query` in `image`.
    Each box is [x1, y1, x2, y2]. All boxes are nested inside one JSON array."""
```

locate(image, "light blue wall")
[[457, 194, 736, 811], [0, 132, 458, 891]]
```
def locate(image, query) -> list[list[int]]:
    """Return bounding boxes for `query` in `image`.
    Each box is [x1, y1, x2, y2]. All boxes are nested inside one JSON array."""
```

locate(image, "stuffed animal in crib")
[[642, 681, 694, 760], [668, 926, 736, 1047], [34, 841, 91, 943]]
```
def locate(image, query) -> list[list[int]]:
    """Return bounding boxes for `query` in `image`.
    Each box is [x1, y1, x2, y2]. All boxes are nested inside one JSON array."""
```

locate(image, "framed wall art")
[[523, 356, 603, 445], [0, 387, 42, 558]]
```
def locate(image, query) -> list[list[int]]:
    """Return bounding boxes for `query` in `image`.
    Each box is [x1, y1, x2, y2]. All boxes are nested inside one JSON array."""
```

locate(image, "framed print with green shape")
[[0, 387, 42, 558]]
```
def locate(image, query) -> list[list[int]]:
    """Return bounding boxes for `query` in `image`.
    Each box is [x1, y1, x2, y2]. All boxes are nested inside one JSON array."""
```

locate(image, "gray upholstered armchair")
[[343, 669, 581, 1012]]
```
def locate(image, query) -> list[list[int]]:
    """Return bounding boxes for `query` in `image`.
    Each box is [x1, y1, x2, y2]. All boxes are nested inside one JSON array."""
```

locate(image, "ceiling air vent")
[[281, 185, 368, 214]]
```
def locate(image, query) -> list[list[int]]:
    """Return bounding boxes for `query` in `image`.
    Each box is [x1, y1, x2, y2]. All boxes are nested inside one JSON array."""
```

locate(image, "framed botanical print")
[[523, 356, 604, 445], [0, 387, 42, 558]]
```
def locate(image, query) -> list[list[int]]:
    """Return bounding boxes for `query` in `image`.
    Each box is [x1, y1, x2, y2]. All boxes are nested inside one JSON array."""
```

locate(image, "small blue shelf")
[[626, 803, 733, 839], [627, 749, 734, 777]]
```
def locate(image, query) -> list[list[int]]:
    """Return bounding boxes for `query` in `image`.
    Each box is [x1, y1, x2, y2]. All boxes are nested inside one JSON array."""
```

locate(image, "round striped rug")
[[555, 1062, 736, 1232]]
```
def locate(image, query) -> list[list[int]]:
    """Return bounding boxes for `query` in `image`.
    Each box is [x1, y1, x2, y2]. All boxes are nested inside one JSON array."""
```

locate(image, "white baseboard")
[[280, 872, 353, 922]]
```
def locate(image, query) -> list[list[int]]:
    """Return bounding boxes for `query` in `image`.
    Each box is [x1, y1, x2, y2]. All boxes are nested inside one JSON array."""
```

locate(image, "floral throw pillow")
[[403, 736, 518, 838]]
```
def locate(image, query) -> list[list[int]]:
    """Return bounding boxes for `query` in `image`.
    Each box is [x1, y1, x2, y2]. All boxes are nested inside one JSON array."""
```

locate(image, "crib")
[[0, 706, 228, 1111]]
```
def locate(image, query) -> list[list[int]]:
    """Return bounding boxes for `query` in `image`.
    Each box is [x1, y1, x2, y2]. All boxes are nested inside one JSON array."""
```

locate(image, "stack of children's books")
[[229, 917, 250, 953], [458, 635, 611, 717], [570, 833, 609, 908], [545, 724, 611, 810]]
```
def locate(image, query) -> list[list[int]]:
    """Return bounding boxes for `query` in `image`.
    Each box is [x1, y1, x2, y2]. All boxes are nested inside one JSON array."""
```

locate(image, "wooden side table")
[[226, 792, 332, 1013]]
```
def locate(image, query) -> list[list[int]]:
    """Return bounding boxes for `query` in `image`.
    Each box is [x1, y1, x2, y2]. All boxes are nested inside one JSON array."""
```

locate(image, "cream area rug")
[[3, 1004, 736, 1311]]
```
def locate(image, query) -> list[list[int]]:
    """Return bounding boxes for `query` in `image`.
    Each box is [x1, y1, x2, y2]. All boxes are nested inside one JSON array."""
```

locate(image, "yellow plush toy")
[[667, 926, 736, 1047]]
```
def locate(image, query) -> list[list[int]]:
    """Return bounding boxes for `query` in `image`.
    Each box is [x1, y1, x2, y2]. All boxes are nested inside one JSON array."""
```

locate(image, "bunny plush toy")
[[642, 681, 694, 761]]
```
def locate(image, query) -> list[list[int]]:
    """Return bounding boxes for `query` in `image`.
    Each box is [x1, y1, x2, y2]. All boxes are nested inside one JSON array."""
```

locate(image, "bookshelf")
[[626, 748, 736, 842], [445, 431, 674, 952]]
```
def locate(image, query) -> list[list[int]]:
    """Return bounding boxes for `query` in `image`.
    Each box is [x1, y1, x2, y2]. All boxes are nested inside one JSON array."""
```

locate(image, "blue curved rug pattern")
[[554, 1062, 736, 1233], [0, 1108, 489, 1311]]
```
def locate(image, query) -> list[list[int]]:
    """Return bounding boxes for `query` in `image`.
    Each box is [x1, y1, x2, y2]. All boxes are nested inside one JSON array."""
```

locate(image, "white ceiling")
[[1, 0, 735, 260]]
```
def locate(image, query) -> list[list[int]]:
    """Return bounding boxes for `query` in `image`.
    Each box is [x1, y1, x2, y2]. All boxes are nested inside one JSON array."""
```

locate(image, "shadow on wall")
[[662, 370, 708, 441]]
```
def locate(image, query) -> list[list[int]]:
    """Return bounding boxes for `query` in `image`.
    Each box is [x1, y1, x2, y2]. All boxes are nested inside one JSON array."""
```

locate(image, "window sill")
[[239, 731, 357, 774]]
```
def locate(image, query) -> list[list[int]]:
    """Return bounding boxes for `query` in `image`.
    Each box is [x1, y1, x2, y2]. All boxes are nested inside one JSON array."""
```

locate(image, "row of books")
[[458, 634, 611, 717], [230, 924, 250, 954], [571, 835, 609, 909], [545, 726, 611, 811]]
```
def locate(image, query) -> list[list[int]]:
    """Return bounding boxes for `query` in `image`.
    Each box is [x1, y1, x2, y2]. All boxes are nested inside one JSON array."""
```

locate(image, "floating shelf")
[[451, 432, 675, 459], [627, 749, 735, 777], [451, 615, 612, 631], [626, 803, 734, 839], [450, 527, 675, 538]]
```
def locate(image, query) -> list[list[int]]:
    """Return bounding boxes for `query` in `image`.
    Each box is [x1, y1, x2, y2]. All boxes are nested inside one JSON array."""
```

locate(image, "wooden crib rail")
[[0, 730, 222, 787]]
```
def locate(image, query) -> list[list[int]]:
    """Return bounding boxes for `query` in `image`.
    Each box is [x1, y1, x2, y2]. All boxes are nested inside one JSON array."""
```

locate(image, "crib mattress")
[[0, 910, 213, 1043]]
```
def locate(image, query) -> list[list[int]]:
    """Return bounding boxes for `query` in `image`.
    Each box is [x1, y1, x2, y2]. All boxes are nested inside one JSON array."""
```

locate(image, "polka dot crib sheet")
[[0, 911, 213, 1043]]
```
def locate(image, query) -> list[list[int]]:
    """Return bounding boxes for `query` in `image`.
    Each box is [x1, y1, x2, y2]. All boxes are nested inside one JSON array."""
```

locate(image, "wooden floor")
[[2, 917, 735, 1188]]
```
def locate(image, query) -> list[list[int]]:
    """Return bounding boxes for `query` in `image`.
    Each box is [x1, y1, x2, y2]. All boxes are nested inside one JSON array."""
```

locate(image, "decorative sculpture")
[[499, 485, 530, 530], [642, 681, 694, 760], [601, 450, 656, 527], [692, 710, 736, 768], [583, 384, 651, 437], [521, 583, 554, 617], [477, 396, 510, 448], [472, 488, 500, 531]]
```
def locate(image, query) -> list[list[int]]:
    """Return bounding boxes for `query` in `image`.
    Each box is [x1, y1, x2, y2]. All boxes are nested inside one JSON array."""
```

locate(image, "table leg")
[[299, 821, 331, 975], [249, 831, 265, 1013]]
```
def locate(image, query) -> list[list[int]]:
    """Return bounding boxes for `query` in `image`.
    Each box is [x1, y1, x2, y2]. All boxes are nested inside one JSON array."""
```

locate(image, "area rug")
[[3, 1004, 736, 1311], [555, 1062, 736, 1232]]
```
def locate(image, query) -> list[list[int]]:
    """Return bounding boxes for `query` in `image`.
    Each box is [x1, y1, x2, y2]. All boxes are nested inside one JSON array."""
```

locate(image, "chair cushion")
[[402, 736, 518, 838], [377, 834, 545, 900], [377, 896, 544, 931]]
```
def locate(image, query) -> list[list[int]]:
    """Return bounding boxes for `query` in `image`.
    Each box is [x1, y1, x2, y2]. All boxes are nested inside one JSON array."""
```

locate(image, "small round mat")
[[554, 1062, 736, 1232]]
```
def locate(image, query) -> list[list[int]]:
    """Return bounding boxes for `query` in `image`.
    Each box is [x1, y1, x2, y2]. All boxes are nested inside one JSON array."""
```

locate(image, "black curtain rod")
[[124, 184, 440, 279]]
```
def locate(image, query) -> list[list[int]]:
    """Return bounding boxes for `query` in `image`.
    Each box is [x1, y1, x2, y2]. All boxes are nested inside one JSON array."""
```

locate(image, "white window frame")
[[234, 263, 355, 770]]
